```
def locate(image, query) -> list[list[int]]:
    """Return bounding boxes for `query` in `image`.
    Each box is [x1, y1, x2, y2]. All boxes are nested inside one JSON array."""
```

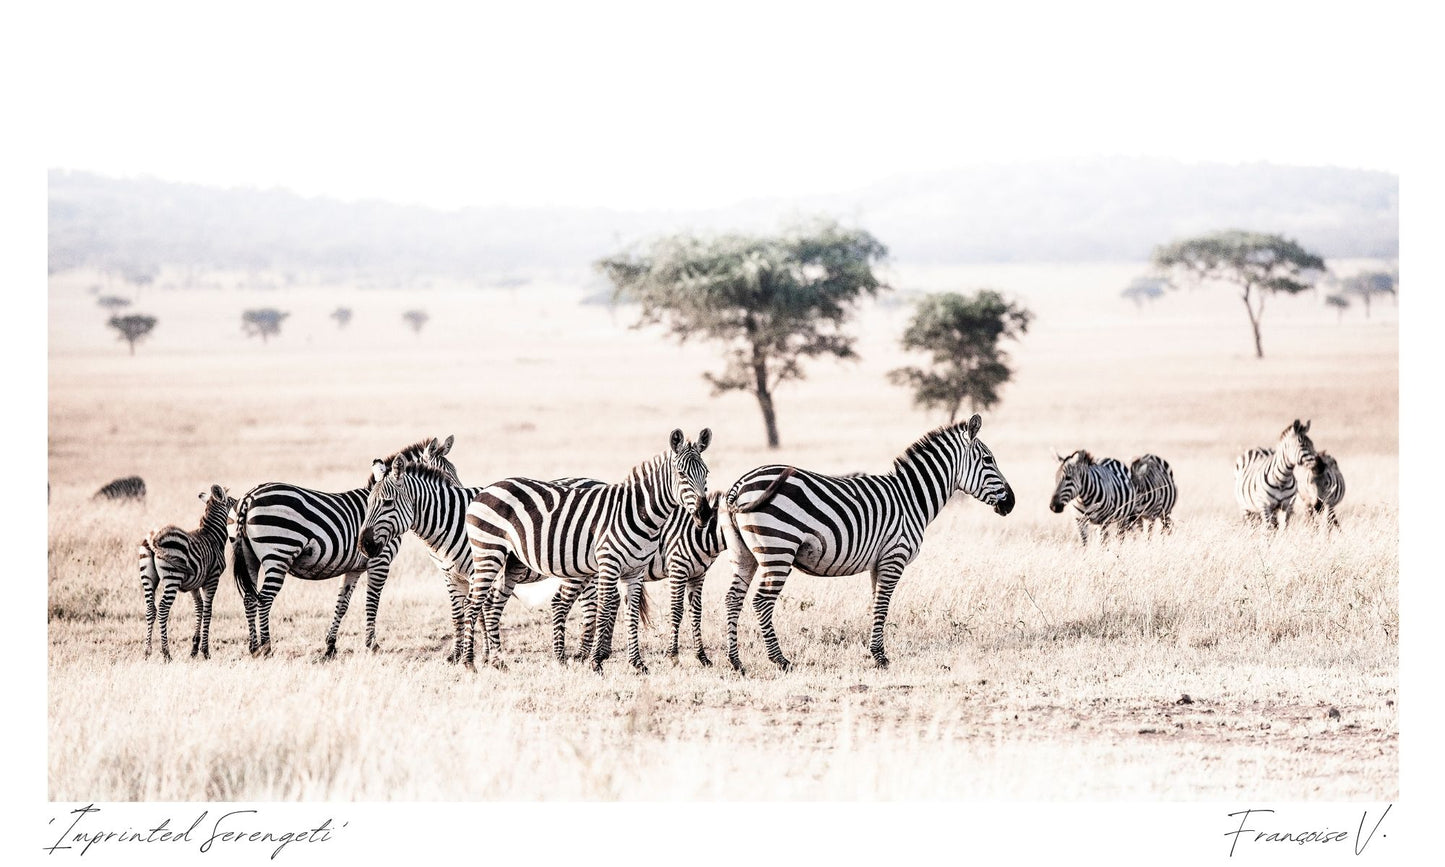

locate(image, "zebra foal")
[[139, 484, 236, 660], [1295, 451, 1345, 529], [724, 414, 1014, 672], [1128, 453, 1178, 536], [1234, 419, 1316, 529], [460, 428, 713, 673]]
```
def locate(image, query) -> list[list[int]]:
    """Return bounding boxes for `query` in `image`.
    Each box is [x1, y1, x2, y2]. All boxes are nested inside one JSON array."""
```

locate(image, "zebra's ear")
[[966, 413, 982, 439], [1052, 447, 1064, 462], [210, 484, 225, 500], [670, 429, 685, 453], [696, 428, 712, 452], [1301, 419, 1311, 433], [435, 435, 454, 457], [372, 459, 388, 482], [390, 458, 406, 478]]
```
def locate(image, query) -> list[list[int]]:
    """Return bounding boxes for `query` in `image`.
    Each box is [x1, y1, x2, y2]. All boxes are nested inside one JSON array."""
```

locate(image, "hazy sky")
[[41, 1, 1409, 211]]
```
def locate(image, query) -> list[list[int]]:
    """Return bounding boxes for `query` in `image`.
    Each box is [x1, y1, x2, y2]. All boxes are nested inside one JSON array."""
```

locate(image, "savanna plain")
[[47, 262, 1398, 800]]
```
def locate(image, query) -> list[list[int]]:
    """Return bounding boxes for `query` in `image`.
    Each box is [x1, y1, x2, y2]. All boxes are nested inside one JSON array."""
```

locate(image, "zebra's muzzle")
[[693, 498, 714, 528], [994, 487, 1016, 516], [359, 529, 380, 559]]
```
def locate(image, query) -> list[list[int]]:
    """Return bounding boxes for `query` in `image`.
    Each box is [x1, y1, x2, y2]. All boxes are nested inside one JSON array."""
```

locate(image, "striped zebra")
[[578, 490, 727, 668], [139, 484, 236, 660], [1049, 450, 1136, 544], [95, 476, 146, 501], [355, 457, 488, 661], [1234, 419, 1316, 529], [1128, 453, 1178, 536], [1295, 450, 1345, 529], [460, 428, 713, 673], [723, 414, 1014, 672], [231, 435, 460, 657]]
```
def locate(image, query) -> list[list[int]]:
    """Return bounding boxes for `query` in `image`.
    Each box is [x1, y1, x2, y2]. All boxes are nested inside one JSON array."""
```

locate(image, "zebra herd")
[[131, 416, 1346, 669]]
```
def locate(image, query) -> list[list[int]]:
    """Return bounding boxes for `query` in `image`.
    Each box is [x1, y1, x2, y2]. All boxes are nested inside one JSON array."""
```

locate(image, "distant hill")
[[48, 160, 1396, 283]]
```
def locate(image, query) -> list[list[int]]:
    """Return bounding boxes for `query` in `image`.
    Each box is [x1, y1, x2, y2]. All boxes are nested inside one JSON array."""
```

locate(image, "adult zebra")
[[1128, 453, 1177, 536], [724, 414, 1014, 673], [231, 435, 460, 657], [1234, 419, 1316, 529], [459, 428, 713, 673], [1049, 450, 1135, 544], [139, 484, 236, 660], [1295, 450, 1345, 529], [95, 476, 146, 501]]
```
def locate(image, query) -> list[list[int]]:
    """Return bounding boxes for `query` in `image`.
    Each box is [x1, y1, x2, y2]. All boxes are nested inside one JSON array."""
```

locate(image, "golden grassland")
[[47, 263, 1398, 800]]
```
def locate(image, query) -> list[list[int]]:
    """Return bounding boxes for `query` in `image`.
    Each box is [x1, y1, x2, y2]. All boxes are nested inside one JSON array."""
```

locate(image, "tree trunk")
[[128, 339, 135, 356], [752, 355, 780, 449], [1242, 286, 1265, 359]]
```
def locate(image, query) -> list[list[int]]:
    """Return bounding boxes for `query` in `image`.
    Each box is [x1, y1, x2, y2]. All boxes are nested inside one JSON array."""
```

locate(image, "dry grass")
[[47, 263, 1398, 800]]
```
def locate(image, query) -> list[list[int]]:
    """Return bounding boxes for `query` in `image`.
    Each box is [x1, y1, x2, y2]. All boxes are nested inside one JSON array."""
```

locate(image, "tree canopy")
[[598, 219, 888, 447], [108, 314, 157, 355], [888, 290, 1032, 422], [241, 308, 289, 343], [1339, 269, 1396, 318], [402, 309, 429, 334], [1152, 229, 1325, 358], [330, 307, 353, 329]]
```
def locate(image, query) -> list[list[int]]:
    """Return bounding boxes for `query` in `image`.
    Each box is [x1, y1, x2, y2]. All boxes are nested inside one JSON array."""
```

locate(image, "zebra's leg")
[[483, 564, 526, 669], [139, 546, 158, 658], [725, 544, 761, 673], [190, 588, 204, 657], [667, 569, 687, 661], [362, 555, 395, 653], [252, 562, 286, 658], [594, 579, 623, 665], [688, 575, 710, 667], [573, 579, 598, 662], [1075, 517, 1089, 546], [591, 565, 626, 672], [323, 570, 362, 659], [623, 574, 649, 673], [461, 551, 504, 672], [198, 581, 217, 659], [444, 570, 469, 664], [751, 553, 797, 672], [155, 578, 180, 662], [554, 577, 590, 663], [868, 560, 908, 668]]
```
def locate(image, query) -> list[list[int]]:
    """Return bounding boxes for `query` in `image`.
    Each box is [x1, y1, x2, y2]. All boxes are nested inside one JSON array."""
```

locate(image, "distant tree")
[[96, 295, 132, 311], [1120, 276, 1166, 308], [108, 314, 157, 355], [330, 307, 353, 329], [1152, 230, 1326, 359], [598, 219, 888, 448], [887, 290, 1032, 422], [401, 309, 429, 334], [1339, 270, 1396, 319], [1324, 294, 1350, 323], [241, 308, 289, 343]]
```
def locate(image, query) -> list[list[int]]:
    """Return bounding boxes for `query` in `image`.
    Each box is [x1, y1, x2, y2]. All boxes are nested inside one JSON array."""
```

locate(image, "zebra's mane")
[[892, 421, 975, 472], [195, 489, 234, 531], [385, 459, 459, 487], [363, 437, 445, 490]]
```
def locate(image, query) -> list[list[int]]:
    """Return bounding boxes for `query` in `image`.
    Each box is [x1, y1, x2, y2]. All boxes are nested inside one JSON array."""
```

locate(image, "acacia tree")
[[108, 314, 157, 355], [1120, 276, 1165, 308], [330, 307, 353, 329], [241, 308, 289, 343], [887, 290, 1032, 423], [598, 220, 888, 448], [1325, 294, 1350, 322], [1152, 230, 1325, 359], [402, 309, 429, 334], [1340, 270, 1396, 319]]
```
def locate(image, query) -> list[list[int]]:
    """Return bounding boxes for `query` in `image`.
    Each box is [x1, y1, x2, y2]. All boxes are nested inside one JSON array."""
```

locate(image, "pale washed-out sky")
[[39, 0, 1410, 211]]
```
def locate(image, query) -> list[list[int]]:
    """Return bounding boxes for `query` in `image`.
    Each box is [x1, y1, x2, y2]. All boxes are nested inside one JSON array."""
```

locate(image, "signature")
[[1225, 805, 1391, 857], [45, 804, 344, 859]]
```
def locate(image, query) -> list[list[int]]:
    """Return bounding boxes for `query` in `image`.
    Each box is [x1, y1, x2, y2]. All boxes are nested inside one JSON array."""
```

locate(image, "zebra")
[[723, 413, 1014, 673], [459, 427, 713, 673], [95, 476, 146, 501], [1234, 419, 1316, 529], [355, 457, 489, 661], [1049, 450, 1136, 544], [578, 489, 728, 668], [139, 484, 236, 660], [1128, 453, 1178, 536], [231, 435, 460, 658], [1295, 450, 1345, 529]]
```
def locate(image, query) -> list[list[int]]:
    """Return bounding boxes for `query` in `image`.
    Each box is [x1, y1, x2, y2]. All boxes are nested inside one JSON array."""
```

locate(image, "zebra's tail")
[[729, 467, 795, 514], [636, 581, 652, 629], [231, 495, 259, 603]]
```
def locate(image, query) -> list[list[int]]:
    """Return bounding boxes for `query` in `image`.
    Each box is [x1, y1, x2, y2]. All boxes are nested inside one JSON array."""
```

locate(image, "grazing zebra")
[[231, 435, 460, 657], [1295, 451, 1345, 528], [723, 414, 1014, 673], [1049, 450, 1136, 544], [355, 457, 489, 661], [139, 484, 236, 660], [95, 476, 146, 501], [460, 428, 713, 673], [1128, 453, 1178, 536], [1234, 419, 1316, 529]]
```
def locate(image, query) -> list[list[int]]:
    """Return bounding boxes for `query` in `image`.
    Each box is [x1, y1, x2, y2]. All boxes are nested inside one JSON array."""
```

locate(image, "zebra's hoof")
[[632, 663, 649, 675], [201, 650, 210, 661], [368, 643, 383, 654], [161, 651, 172, 662], [489, 657, 509, 672], [252, 643, 273, 658], [873, 655, 890, 669], [775, 658, 793, 672], [464, 661, 478, 673]]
